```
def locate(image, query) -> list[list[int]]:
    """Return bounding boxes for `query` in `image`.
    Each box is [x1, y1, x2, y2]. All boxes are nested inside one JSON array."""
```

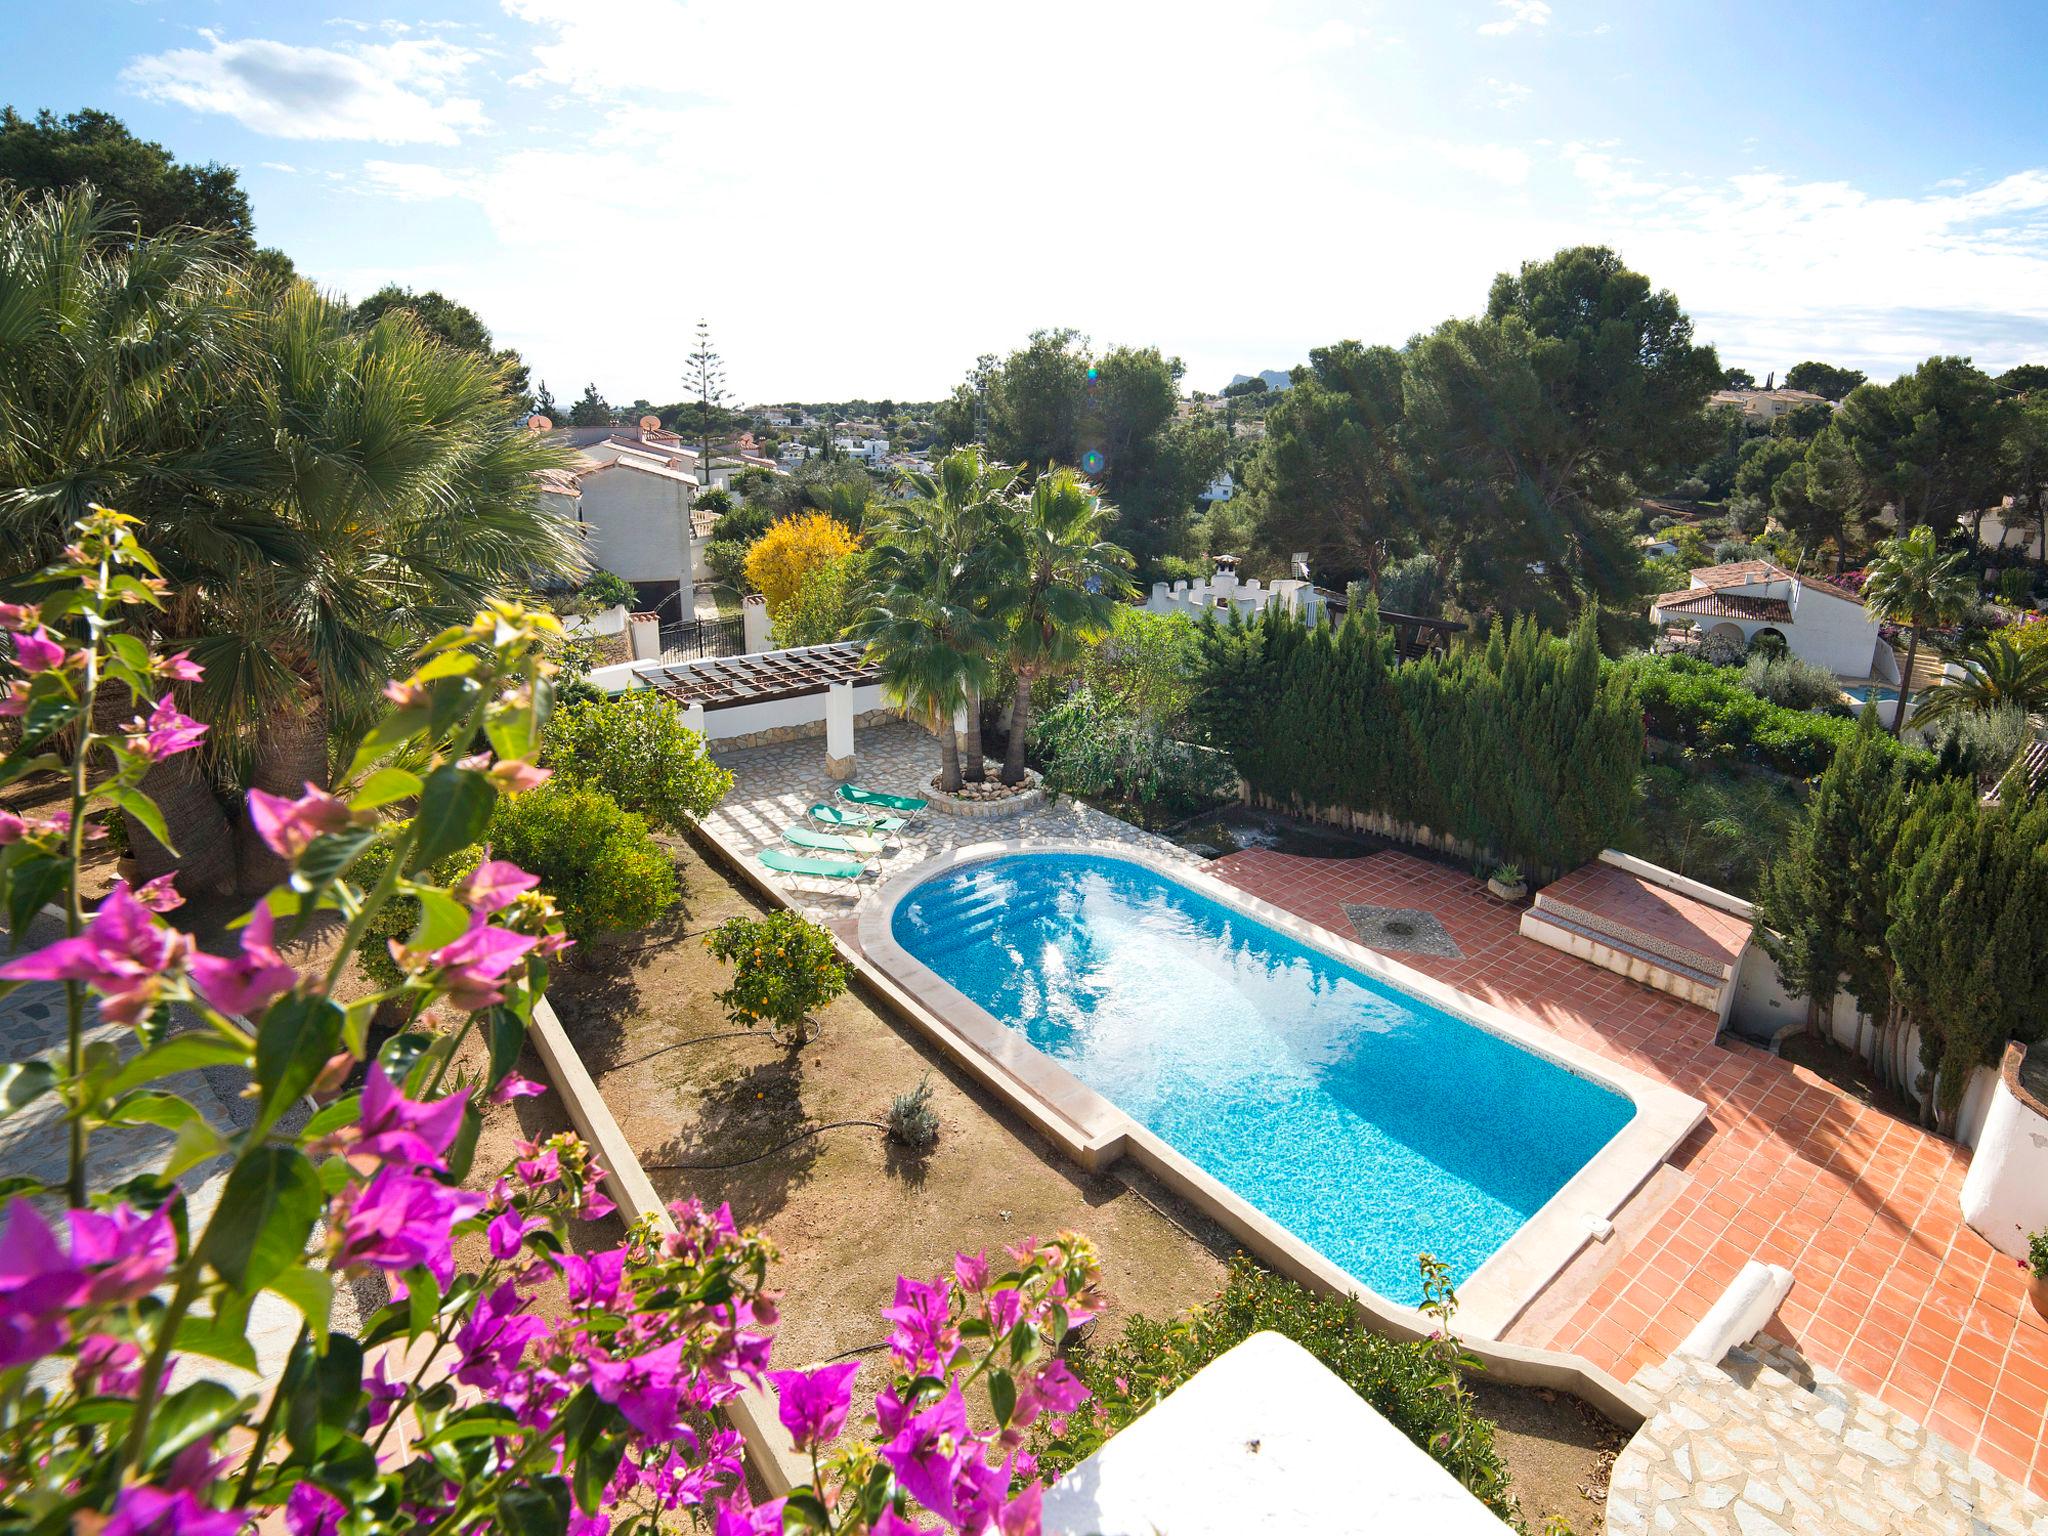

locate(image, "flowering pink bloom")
[[154, 650, 204, 682], [458, 859, 541, 916], [0, 881, 188, 1025], [365, 1354, 406, 1427], [132, 874, 184, 913], [713, 1496, 787, 1536], [883, 1275, 959, 1375], [881, 1384, 972, 1524], [986, 1287, 1024, 1339], [72, 1332, 141, 1396], [0, 679, 27, 717], [125, 695, 208, 762], [487, 1208, 541, 1260], [68, 1202, 176, 1305], [587, 1338, 689, 1439], [766, 1361, 860, 1452], [354, 1062, 467, 1171], [0, 602, 39, 631], [490, 759, 551, 792], [103, 1486, 244, 1536], [0, 812, 20, 846], [186, 904, 297, 1018], [0, 807, 72, 846], [409, 913, 539, 1013], [579, 1171, 617, 1222], [11, 627, 65, 673], [0, 1199, 87, 1368], [1013, 1357, 1088, 1432], [568, 1513, 611, 1536], [285, 1481, 345, 1536], [453, 1281, 547, 1395], [246, 781, 356, 861], [559, 1247, 626, 1310], [954, 1251, 989, 1294], [489, 1071, 547, 1105], [514, 1144, 560, 1187], [334, 1166, 484, 1287]]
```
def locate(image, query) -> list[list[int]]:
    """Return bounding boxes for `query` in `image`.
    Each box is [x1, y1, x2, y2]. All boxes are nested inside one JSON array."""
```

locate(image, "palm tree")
[[1910, 632, 2048, 728], [883, 450, 1019, 782], [1000, 470, 1133, 785], [0, 188, 585, 893], [1861, 525, 1975, 737]]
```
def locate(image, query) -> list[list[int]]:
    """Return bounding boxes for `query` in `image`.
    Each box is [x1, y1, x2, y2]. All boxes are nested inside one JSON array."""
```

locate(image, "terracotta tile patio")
[[1206, 845, 2048, 1495]]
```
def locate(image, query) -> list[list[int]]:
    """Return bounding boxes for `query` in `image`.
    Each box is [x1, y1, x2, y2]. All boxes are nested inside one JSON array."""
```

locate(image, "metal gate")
[[658, 615, 745, 663]]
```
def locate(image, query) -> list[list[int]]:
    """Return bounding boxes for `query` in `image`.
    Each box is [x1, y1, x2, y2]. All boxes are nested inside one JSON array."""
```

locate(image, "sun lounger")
[[757, 846, 875, 883], [808, 802, 906, 833], [838, 783, 928, 815], [783, 824, 885, 856]]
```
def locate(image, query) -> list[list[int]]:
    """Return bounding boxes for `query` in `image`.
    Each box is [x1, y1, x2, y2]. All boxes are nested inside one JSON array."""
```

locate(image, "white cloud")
[[1486, 77, 1532, 108], [360, 160, 477, 201], [123, 31, 488, 145], [1438, 142, 1532, 187], [1478, 1, 1552, 37]]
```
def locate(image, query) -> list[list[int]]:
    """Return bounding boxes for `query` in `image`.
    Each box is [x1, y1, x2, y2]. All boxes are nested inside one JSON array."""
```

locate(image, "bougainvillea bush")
[[0, 509, 1094, 1535]]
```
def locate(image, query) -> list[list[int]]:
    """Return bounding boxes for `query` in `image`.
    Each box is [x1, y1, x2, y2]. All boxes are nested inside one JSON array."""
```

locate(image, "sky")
[[6, 1, 2048, 404]]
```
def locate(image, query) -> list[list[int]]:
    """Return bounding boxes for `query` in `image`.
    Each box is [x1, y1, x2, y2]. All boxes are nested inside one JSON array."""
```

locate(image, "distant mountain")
[[1224, 368, 1293, 393]]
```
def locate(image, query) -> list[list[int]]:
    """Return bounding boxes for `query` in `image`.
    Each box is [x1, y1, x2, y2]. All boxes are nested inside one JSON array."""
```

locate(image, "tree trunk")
[[960, 682, 985, 782], [236, 693, 330, 894], [127, 751, 237, 897], [1002, 679, 1033, 786], [1891, 626, 1920, 738], [936, 720, 962, 793]]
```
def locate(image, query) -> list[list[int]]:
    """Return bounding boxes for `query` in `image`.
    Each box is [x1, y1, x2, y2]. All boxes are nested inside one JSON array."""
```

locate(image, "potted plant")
[[1486, 863, 1528, 902], [2026, 1230, 2048, 1319]]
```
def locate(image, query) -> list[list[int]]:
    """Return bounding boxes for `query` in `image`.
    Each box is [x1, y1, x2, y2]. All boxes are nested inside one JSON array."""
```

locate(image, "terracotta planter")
[[2028, 1271, 2048, 1321], [115, 856, 142, 887]]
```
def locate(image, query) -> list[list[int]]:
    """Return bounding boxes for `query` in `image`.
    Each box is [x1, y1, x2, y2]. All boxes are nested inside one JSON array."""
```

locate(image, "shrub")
[[2031, 1229, 2048, 1281], [347, 837, 480, 987], [541, 688, 732, 831], [1077, 606, 1205, 732], [744, 511, 859, 615], [1376, 551, 1442, 617], [1033, 1257, 1517, 1522], [1922, 704, 2031, 782], [1673, 475, 1710, 500], [771, 548, 867, 649], [579, 568, 636, 610], [1739, 653, 1843, 712], [703, 537, 753, 594], [1035, 686, 1238, 816], [1694, 628, 1747, 667], [1632, 758, 1807, 899], [1620, 652, 1926, 778], [704, 909, 849, 1043], [694, 486, 734, 518], [488, 783, 679, 940], [711, 503, 772, 544], [1726, 494, 1769, 535], [2000, 566, 2035, 605], [887, 1075, 940, 1149]]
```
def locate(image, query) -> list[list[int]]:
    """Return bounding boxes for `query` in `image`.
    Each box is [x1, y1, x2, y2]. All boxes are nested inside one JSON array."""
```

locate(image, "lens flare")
[[1081, 449, 1105, 474]]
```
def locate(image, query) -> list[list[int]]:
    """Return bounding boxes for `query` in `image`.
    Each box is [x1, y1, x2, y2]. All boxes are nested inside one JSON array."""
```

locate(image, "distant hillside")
[[1225, 368, 1293, 393]]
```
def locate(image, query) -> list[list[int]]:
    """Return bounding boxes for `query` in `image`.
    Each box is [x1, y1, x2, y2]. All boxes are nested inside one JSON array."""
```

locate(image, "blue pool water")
[[1842, 684, 1899, 704], [892, 853, 1636, 1304]]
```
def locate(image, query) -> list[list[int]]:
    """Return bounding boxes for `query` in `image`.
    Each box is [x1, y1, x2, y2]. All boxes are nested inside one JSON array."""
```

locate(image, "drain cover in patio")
[[1341, 904, 1463, 959]]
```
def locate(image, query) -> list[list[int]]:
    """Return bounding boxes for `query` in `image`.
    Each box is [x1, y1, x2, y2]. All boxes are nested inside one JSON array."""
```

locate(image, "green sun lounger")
[[808, 802, 905, 833], [783, 824, 885, 856], [757, 846, 874, 881], [838, 783, 928, 815]]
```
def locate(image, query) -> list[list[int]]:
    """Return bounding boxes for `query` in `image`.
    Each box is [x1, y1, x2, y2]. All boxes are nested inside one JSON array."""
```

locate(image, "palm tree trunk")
[[1002, 680, 1033, 786], [961, 682, 985, 782], [1892, 626, 1921, 738], [127, 752, 237, 896], [236, 694, 329, 894], [936, 720, 963, 793]]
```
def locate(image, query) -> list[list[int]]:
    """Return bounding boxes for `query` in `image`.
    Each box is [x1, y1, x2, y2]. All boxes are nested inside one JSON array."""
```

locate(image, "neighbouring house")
[[830, 434, 891, 467], [1199, 469, 1235, 503], [537, 440, 698, 621], [778, 442, 814, 468], [1649, 559, 1892, 678], [1707, 386, 1834, 424], [1144, 555, 1327, 625]]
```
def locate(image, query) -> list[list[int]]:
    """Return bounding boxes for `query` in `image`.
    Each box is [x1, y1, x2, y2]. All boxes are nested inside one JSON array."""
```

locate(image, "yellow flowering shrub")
[[743, 512, 858, 616]]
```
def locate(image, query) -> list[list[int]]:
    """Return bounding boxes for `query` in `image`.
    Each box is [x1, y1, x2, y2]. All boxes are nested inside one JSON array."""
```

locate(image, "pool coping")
[[856, 838, 1709, 1343]]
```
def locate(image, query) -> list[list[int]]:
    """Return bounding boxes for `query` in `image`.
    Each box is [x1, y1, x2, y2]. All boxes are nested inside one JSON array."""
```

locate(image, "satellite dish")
[[526, 414, 552, 432], [639, 414, 661, 432]]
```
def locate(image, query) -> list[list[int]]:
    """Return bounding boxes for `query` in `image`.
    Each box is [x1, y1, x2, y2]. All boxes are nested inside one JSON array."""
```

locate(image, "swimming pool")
[[1842, 684, 1899, 704], [889, 851, 1639, 1306]]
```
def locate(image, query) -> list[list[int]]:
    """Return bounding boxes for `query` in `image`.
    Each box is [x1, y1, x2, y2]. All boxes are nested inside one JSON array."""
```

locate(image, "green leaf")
[[497, 1478, 571, 1536], [988, 1368, 1017, 1427], [487, 1006, 525, 1089], [105, 633, 151, 674], [411, 765, 495, 870], [109, 786, 173, 857], [6, 853, 68, 937], [296, 828, 378, 889], [253, 995, 343, 1130], [405, 1266, 442, 1342], [343, 705, 431, 781], [779, 1491, 833, 1532], [164, 1118, 226, 1180], [0, 750, 63, 790], [285, 1332, 363, 1459], [107, 1033, 248, 1095], [172, 1305, 258, 1373], [350, 767, 424, 811], [103, 1090, 200, 1133], [267, 1267, 334, 1351], [201, 1146, 322, 1292], [409, 886, 471, 950], [413, 650, 478, 684], [445, 1100, 483, 1184], [573, 1431, 627, 1517], [300, 1093, 362, 1141], [17, 691, 82, 752], [0, 1060, 56, 1120], [142, 1381, 246, 1471]]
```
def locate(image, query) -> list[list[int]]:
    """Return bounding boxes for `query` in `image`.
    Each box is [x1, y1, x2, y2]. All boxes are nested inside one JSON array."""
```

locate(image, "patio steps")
[[1519, 899, 1730, 1011]]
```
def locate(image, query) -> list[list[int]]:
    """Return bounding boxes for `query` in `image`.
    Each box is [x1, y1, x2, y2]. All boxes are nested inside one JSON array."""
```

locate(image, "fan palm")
[[1861, 525, 1975, 737], [1000, 469, 1133, 785], [1910, 633, 2048, 728], [880, 450, 1019, 782], [0, 188, 586, 893]]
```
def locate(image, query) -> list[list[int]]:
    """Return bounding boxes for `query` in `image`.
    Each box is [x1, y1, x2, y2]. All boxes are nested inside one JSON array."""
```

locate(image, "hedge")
[[1613, 652, 1919, 778]]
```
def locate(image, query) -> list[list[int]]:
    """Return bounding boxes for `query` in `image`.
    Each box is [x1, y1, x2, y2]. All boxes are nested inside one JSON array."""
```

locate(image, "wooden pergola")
[[631, 641, 879, 711]]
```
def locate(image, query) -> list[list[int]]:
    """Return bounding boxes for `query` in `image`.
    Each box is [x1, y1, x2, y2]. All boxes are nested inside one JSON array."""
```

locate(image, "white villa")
[[537, 426, 705, 620], [1649, 560, 1892, 679], [1144, 556, 1328, 625]]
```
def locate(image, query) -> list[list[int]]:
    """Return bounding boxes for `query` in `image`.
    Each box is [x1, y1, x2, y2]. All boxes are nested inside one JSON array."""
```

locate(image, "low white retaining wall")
[[1960, 1044, 2048, 1261]]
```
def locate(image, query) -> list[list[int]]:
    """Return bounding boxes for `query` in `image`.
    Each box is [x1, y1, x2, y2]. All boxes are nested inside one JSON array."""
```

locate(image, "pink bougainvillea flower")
[[452, 1281, 548, 1396], [365, 1354, 406, 1428], [246, 781, 356, 861], [124, 695, 208, 763], [102, 1485, 244, 1536], [587, 1338, 689, 1439], [514, 1143, 560, 1187], [766, 1361, 860, 1452], [558, 1247, 627, 1310], [333, 1165, 484, 1287], [154, 650, 204, 683], [953, 1250, 989, 1294], [72, 1331, 141, 1397], [986, 1287, 1024, 1340], [883, 1275, 959, 1375], [881, 1384, 972, 1524], [489, 1071, 546, 1105], [68, 1202, 176, 1305], [578, 1170, 617, 1223], [0, 1199, 87, 1368], [486, 1207, 541, 1260], [186, 904, 298, 1018], [713, 1496, 787, 1536], [353, 1062, 467, 1172], [456, 859, 540, 916], [409, 913, 539, 1013], [0, 602, 40, 631], [0, 881, 188, 1025], [132, 873, 185, 913], [0, 679, 28, 718], [284, 1481, 345, 1536], [10, 627, 66, 673]]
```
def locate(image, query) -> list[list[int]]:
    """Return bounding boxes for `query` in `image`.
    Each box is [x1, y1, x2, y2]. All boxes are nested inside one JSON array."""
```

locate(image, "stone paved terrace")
[[1610, 1339, 2046, 1535], [699, 718, 1196, 929], [1206, 846, 2048, 1499], [1538, 860, 1752, 971]]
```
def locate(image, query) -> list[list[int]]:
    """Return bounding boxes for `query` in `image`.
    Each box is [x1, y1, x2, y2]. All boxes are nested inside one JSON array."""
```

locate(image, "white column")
[[825, 682, 855, 781], [741, 593, 771, 654], [683, 701, 708, 740], [627, 612, 660, 661]]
